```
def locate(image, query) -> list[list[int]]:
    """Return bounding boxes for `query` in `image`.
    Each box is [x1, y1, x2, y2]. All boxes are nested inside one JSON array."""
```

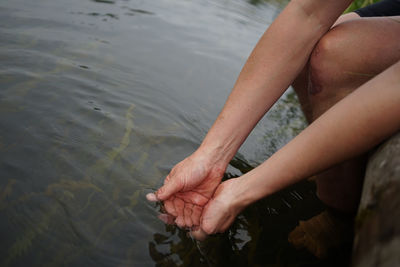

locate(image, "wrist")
[[233, 176, 257, 208], [234, 170, 275, 208], [195, 142, 231, 172], [223, 176, 258, 215]]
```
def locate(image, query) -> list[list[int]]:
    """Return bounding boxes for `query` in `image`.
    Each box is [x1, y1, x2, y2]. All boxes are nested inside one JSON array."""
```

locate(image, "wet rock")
[[352, 132, 400, 267]]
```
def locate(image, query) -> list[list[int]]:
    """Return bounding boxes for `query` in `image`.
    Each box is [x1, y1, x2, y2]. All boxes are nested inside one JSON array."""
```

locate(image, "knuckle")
[[156, 187, 165, 198]]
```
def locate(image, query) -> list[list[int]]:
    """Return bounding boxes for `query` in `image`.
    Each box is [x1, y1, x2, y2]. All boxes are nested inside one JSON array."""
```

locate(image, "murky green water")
[[0, 0, 348, 266]]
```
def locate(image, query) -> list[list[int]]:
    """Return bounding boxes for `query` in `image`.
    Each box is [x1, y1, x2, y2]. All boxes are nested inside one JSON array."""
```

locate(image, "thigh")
[[307, 16, 400, 119], [293, 14, 400, 122], [327, 15, 400, 72], [315, 15, 400, 82]]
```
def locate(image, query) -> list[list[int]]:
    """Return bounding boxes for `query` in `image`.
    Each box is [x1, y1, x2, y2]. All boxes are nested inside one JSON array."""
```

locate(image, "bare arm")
[[151, 0, 353, 220], [241, 61, 400, 204], [199, 0, 354, 167], [197, 60, 400, 236]]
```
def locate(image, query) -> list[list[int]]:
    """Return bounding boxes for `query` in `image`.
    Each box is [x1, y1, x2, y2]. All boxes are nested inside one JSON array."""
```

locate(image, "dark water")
[[0, 0, 347, 266]]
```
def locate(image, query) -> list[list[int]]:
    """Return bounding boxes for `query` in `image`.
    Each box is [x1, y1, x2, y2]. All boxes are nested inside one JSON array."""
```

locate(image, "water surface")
[[0, 0, 343, 266]]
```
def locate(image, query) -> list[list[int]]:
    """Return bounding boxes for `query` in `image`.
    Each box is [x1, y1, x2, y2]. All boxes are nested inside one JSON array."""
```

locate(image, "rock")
[[352, 132, 400, 267]]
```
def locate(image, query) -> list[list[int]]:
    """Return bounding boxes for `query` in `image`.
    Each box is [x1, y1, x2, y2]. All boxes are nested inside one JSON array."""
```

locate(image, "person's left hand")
[[157, 177, 246, 241]]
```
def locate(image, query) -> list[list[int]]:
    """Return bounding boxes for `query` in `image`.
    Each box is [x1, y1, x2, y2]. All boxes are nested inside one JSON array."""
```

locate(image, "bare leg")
[[289, 15, 400, 258], [293, 15, 400, 212], [292, 12, 362, 123]]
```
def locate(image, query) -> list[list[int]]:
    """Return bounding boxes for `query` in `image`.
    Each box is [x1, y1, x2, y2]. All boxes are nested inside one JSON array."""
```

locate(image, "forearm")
[[238, 61, 400, 206], [198, 0, 352, 166]]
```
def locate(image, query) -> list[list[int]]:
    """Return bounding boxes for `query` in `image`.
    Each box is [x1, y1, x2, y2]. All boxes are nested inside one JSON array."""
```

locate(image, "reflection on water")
[[0, 0, 346, 266], [148, 179, 326, 267]]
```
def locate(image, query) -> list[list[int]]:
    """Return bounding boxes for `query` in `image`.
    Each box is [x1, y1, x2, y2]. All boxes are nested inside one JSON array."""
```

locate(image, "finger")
[[175, 216, 185, 228], [173, 198, 186, 229], [164, 198, 178, 217], [183, 203, 193, 228], [189, 228, 208, 241], [158, 213, 175, 225], [175, 191, 209, 206], [200, 201, 221, 235], [163, 174, 171, 185], [201, 198, 236, 234], [191, 205, 202, 226], [173, 197, 185, 220], [156, 176, 182, 201], [146, 193, 158, 202]]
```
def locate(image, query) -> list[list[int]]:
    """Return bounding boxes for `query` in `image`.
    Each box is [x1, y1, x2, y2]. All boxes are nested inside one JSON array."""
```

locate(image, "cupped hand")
[[146, 151, 226, 229], [196, 177, 247, 235], [154, 177, 245, 241]]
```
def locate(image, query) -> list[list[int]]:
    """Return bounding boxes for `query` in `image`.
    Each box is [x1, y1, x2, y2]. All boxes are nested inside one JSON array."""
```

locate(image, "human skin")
[[292, 13, 400, 212], [147, 0, 400, 239], [147, 152, 225, 228], [146, 0, 354, 228], [154, 60, 400, 238], [198, 60, 400, 236]]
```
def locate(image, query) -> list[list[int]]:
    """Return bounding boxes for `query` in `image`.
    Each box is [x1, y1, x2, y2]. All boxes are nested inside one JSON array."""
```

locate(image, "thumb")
[[189, 228, 208, 241], [200, 201, 219, 235], [156, 178, 182, 201]]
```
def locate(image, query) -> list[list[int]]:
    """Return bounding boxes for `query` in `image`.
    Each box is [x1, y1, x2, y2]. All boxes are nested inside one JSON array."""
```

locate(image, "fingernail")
[[146, 193, 158, 202]]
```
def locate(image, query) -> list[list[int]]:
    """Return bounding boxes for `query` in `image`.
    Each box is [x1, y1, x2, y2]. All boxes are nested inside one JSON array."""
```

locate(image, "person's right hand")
[[189, 177, 247, 238], [146, 151, 226, 229]]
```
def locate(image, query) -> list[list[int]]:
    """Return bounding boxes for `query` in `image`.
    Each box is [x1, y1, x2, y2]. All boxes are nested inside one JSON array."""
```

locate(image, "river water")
[[0, 0, 346, 266]]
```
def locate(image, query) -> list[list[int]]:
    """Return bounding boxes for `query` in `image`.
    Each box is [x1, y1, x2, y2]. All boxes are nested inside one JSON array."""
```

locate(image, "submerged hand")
[[197, 177, 247, 235], [146, 151, 225, 228]]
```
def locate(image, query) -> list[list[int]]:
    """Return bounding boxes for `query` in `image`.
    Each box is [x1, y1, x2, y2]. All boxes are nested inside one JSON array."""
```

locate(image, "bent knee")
[[308, 23, 362, 95], [308, 17, 400, 95]]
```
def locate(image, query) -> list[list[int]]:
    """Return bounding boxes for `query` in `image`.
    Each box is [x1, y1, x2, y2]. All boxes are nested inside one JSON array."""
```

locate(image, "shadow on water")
[[148, 169, 351, 267]]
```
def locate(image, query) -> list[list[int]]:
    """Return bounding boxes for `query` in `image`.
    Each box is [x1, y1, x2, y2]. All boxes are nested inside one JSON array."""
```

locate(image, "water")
[[0, 0, 345, 266]]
